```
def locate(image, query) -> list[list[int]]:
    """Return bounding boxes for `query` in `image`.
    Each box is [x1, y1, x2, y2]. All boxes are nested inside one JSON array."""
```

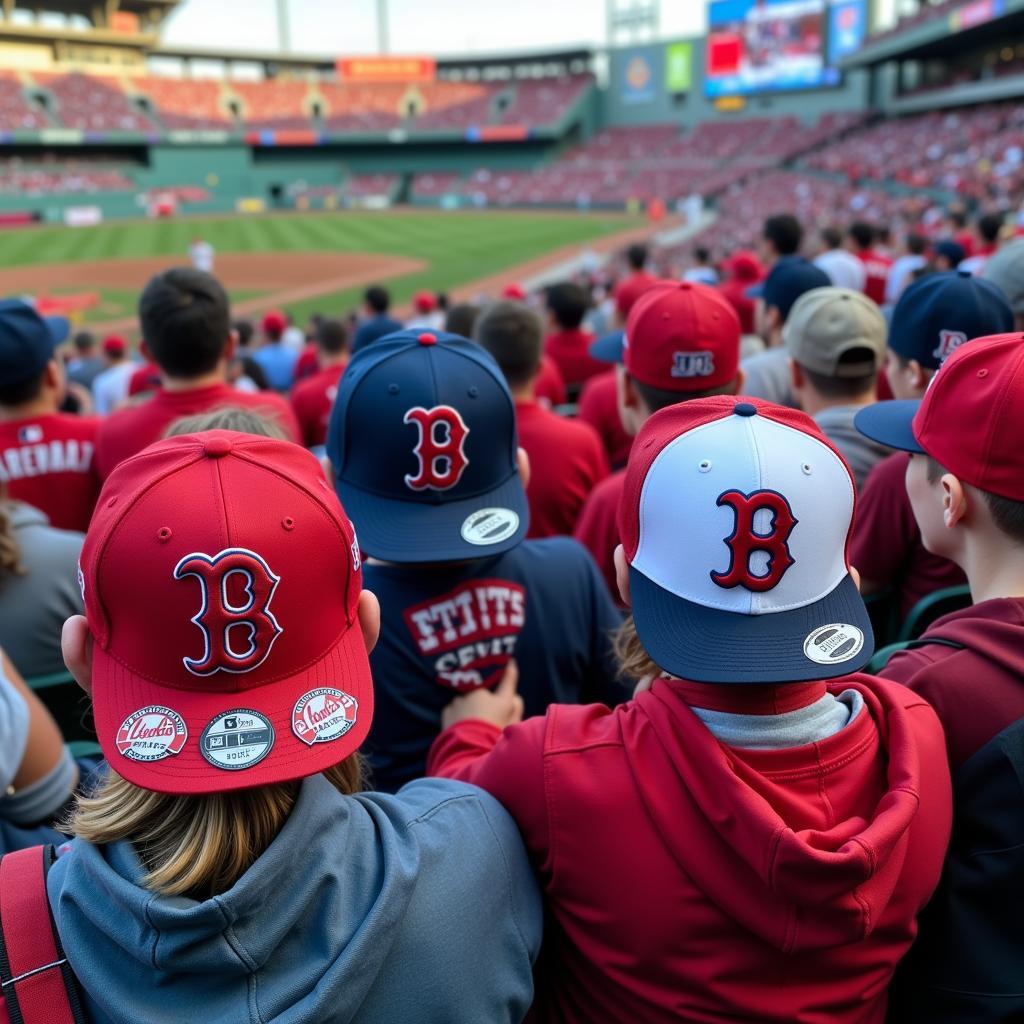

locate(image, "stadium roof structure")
[[843, 0, 1024, 68], [0, 0, 178, 48]]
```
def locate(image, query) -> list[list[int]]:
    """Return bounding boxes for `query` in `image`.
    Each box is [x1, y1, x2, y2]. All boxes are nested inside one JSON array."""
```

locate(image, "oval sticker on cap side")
[[292, 688, 358, 747], [803, 624, 865, 666], [116, 706, 187, 762], [200, 709, 274, 770], [461, 508, 520, 546]]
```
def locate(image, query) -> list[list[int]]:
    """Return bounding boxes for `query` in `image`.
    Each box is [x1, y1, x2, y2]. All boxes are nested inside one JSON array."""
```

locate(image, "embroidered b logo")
[[404, 405, 469, 491], [174, 548, 283, 676], [711, 489, 797, 592]]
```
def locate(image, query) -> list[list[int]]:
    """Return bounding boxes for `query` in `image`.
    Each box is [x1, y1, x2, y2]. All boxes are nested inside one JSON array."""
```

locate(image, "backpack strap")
[[0, 845, 85, 1024], [904, 637, 966, 653]]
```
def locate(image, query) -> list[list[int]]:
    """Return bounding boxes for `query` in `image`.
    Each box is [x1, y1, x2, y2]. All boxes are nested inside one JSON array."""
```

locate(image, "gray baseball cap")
[[982, 238, 1024, 316], [783, 287, 886, 377]]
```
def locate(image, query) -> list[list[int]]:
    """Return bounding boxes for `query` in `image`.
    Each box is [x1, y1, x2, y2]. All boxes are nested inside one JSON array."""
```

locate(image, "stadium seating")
[[410, 82, 499, 129], [496, 73, 593, 126], [130, 76, 232, 130], [0, 162, 135, 194], [0, 71, 48, 131], [230, 79, 314, 131], [345, 173, 399, 200], [35, 71, 157, 133]]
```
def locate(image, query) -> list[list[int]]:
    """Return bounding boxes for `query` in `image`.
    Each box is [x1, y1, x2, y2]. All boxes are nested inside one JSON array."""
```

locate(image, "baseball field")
[[0, 209, 647, 335]]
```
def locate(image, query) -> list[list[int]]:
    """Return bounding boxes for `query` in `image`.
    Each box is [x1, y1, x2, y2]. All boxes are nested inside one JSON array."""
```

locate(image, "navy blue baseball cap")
[[888, 269, 1013, 370], [0, 299, 69, 388], [589, 329, 624, 364], [326, 330, 529, 563], [758, 258, 831, 321]]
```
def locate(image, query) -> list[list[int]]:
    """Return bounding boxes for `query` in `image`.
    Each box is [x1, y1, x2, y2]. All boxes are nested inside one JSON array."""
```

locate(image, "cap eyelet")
[[698, 459, 712, 473], [282, 516, 295, 532], [388, 383, 400, 394], [801, 462, 813, 475], [157, 527, 173, 542], [468, 386, 479, 398], [977, 369, 989, 378]]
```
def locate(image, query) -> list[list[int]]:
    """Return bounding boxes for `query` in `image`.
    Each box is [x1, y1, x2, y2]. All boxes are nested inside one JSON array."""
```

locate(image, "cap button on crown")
[[734, 402, 757, 417], [204, 435, 234, 458], [418, 332, 437, 346]]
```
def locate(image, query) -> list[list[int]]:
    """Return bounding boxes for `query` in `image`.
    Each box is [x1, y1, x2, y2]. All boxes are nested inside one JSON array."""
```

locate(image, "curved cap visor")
[[589, 329, 624, 364], [854, 400, 924, 454], [338, 470, 528, 563], [630, 567, 873, 684]]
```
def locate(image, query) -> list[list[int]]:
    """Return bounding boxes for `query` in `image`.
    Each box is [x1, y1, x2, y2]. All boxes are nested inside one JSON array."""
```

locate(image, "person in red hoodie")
[[429, 395, 951, 1024], [476, 300, 608, 538], [575, 281, 744, 599], [543, 282, 605, 394], [856, 333, 1024, 1020], [290, 317, 348, 448], [94, 269, 300, 479]]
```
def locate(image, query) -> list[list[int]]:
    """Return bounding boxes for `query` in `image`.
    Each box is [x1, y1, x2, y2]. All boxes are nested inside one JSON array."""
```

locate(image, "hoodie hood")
[[920, 598, 1024, 675], [626, 676, 927, 954], [48, 774, 540, 1024]]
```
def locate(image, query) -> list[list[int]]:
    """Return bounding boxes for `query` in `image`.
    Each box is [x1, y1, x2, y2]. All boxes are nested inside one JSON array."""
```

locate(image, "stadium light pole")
[[276, 0, 290, 52], [377, 0, 389, 53]]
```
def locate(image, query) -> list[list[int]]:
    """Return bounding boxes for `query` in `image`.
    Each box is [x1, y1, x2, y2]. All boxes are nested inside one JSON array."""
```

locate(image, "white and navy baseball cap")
[[326, 330, 529, 562], [618, 395, 873, 683]]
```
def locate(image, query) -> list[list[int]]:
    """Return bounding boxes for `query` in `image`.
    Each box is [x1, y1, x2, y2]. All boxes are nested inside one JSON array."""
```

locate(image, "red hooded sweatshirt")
[[429, 676, 951, 1023]]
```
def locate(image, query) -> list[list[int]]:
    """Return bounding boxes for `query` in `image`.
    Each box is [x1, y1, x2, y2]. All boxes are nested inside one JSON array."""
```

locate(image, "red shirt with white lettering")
[[577, 370, 632, 469], [290, 363, 345, 448], [544, 329, 604, 391], [0, 413, 101, 531], [573, 468, 625, 602], [855, 249, 893, 306], [95, 382, 302, 480], [515, 400, 609, 538]]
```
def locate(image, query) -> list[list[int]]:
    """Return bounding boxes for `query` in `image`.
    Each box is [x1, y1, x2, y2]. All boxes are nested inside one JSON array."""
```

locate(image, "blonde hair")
[[0, 498, 24, 583], [612, 615, 661, 683], [71, 757, 363, 900], [165, 407, 289, 440]]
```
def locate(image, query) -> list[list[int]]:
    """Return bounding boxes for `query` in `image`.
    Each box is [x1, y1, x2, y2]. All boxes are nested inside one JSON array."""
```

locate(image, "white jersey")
[[189, 241, 215, 273]]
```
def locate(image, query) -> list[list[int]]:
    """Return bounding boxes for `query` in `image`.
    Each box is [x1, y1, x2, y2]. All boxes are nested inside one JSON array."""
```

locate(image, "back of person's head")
[[545, 282, 587, 330], [364, 285, 390, 315], [0, 299, 67, 407], [165, 407, 289, 440], [73, 330, 95, 355], [139, 268, 230, 380], [261, 310, 286, 343], [316, 318, 348, 356], [67, 431, 375, 899], [820, 226, 843, 251], [906, 232, 928, 256], [626, 243, 648, 271], [763, 214, 802, 257], [445, 302, 480, 338], [693, 246, 711, 265], [982, 237, 1024, 328], [949, 208, 969, 230], [848, 221, 875, 251], [474, 301, 543, 391], [234, 319, 254, 348], [977, 211, 1005, 245], [761, 258, 831, 324]]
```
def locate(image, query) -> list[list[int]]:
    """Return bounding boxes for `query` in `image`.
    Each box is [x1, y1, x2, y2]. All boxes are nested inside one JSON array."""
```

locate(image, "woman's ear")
[[62, 615, 93, 695], [516, 446, 531, 491], [614, 545, 632, 609], [357, 590, 381, 655]]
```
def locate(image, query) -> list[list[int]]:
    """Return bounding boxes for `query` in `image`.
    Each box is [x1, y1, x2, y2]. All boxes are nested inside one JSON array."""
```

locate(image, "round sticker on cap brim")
[[803, 624, 865, 666], [292, 687, 358, 747], [116, 705, 187, 762], [461, 508, 520, 546], [200, 709, 274, 770]]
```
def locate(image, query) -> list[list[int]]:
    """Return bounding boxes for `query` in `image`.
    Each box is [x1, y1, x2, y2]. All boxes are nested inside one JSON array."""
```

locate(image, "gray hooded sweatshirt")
[[47, 774, 541, 1023]]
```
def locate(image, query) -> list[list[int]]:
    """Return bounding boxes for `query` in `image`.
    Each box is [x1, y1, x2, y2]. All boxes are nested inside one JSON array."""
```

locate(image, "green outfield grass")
[[0, 210, 642, 328]]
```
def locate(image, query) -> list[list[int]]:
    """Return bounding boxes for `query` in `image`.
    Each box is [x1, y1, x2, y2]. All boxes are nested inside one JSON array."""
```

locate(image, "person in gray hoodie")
[[44, 428, 541, 1024]]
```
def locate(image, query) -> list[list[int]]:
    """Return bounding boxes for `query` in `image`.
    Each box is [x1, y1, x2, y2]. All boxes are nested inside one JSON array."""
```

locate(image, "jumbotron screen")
[[705, 0, 866, 97]]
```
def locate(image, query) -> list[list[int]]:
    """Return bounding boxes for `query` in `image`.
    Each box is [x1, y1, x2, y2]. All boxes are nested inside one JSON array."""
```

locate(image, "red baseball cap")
[[856, 332, 1024, 501], [614, 271, 661, 318], [261, 310, 287, 336], [102, 335, 127, 356], [621, 281, 741, 392], [502, 283, 527, 301], [413, 290, 436, 313], [725, 250, 764, 282], [80, 430, 373, 795]]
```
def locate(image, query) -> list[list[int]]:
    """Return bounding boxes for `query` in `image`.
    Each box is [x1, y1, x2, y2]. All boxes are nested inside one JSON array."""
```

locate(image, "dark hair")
[[436, 292, 449, 312], [949, 209, 968, 230], [763, 214, 802, 256], [316, 318, 347, 355], [445, 303, 480, 338], [927, 456, 1024, 544], [820, 226, 843, 250], [631, 374, 740, 414], [139, 268, 230, 380], [545, 282, 587, 330], [233, 319, 254, 347], [0, 371, 45, 407], [364, 286, 390, 314], [474, 301, 542, 391], [73, 330, 95, 354], [906, 232, 928, 256], [848, 221, 875, 250], [797, 348, 877, 399], [694, 246, 712, 264], [237, 354, 269, 391], [978, 212, 1004, 245], [626, 244, 648, 271]]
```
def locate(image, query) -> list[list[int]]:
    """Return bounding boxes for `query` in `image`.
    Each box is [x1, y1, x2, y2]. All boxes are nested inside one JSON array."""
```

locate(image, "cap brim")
[[630, 568, 874, 684], [589, 330, 624, 364], [338, 470, 529, 563], [92, 623, 374, 795], [745, 283, 765, 299], [854, 400, 924, 454], [44, 316, 69, 346]]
